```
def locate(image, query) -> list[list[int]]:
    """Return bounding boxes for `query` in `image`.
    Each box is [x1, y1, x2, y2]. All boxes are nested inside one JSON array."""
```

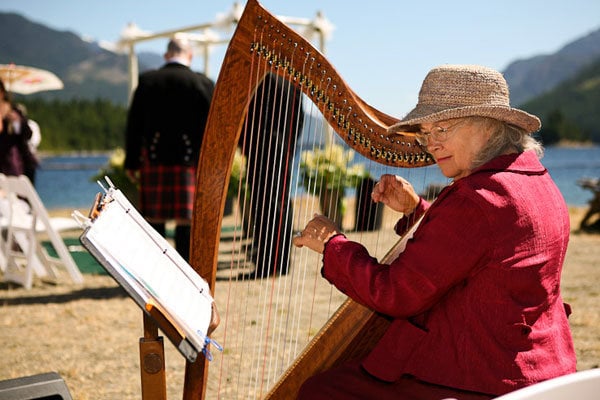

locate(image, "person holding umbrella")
[[0, 64, 62, 183], [0, 79, 38, 179]]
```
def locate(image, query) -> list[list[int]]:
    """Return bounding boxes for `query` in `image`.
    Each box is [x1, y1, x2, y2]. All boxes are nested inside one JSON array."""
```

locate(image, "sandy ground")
[[0, 205, 598, 399]]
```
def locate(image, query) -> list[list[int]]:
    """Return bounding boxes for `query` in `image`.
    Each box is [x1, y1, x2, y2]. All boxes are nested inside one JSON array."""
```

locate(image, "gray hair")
[[471, 117, 544, 169], [166, 36, 192, 56]]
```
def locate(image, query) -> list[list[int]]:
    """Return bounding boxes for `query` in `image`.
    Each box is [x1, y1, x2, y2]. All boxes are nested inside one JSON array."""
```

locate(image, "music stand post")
[[140, 312, 167, 400]]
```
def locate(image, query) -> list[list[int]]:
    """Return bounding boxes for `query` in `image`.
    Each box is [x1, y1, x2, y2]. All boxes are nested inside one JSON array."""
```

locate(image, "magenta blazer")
[[322, 151, 576, 396]]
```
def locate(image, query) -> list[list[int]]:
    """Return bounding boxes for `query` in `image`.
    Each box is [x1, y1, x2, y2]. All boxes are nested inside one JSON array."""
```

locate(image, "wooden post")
[[139, 313, 167, 400]]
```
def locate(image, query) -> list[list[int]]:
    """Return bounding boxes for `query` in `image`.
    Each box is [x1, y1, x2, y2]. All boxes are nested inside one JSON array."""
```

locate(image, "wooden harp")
[[184, 1, 434, 398]]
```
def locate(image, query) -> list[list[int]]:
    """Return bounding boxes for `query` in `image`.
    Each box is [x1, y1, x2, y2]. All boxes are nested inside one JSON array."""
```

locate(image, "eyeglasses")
[[414, 119, 467, 147]]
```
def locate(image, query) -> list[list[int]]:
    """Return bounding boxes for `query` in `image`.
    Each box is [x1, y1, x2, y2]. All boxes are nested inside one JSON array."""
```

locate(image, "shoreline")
[[36, 146, 600, 211], [35, 142, 600, 156], [49, 202, 594, 217]]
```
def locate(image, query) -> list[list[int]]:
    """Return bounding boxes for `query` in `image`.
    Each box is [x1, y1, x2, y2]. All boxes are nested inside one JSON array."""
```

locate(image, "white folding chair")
[[493, 369, 600, 400], [0, 174, 83, 289]]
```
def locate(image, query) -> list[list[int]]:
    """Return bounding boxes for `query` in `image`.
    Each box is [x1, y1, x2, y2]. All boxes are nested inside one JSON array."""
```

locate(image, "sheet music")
[[79, 183, 215, 362]]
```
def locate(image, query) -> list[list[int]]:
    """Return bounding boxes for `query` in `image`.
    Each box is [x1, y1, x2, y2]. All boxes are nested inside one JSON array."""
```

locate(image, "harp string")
[[262, 38, 297, 386], [295, 55, 349, 335], [212, 42, 354, 399], [198, 3, 445, 398], [213, 71, 440, 400], [254, 59, 295, 394], [213, 29, 332, 398]]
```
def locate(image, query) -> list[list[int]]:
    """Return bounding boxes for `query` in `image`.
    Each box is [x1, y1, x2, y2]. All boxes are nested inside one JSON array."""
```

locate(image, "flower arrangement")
[[299, 143, 369, 226], [299, 143, 368, 194]]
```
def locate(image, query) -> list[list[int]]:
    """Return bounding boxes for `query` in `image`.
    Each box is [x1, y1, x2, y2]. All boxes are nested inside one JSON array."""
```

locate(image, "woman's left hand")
[[371, 174, 420, 215], [293, 214, 342, 254]]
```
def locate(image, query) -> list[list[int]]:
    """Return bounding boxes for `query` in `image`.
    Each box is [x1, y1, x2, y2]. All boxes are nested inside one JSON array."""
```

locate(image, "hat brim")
[[388, 104, 541, 134]]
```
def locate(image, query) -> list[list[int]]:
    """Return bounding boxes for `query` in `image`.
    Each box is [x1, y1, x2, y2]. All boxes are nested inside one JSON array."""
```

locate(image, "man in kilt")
[[125, 35, 214, 261]]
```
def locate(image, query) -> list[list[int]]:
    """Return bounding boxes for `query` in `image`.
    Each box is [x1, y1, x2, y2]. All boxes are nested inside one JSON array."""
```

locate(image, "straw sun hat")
[[388, 64, 541, 134]]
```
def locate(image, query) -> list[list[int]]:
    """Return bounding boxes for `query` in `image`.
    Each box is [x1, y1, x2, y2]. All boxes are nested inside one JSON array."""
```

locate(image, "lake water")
[[35, 146, 600, 212], [36, 154, 108, 211]]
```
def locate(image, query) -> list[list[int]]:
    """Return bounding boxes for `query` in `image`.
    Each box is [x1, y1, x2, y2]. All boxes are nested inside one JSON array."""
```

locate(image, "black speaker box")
[[0, 372, 73, 400]]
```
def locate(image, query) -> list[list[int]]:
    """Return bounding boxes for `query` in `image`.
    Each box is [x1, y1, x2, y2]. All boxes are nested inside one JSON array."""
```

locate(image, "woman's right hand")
[[293, 214, 342, 254], [371, 174, 420, 215]]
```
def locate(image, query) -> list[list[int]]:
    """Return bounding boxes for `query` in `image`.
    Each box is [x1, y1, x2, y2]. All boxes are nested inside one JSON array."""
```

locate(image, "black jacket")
[[125, 62, 214, 168]]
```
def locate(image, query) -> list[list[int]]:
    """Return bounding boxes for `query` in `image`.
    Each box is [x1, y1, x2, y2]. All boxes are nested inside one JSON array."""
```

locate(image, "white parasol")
[[0, 63, 64, 95]]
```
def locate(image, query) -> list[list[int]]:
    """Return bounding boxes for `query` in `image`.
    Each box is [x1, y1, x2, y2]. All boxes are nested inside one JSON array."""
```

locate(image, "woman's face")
[[419, 118, 491, 180]]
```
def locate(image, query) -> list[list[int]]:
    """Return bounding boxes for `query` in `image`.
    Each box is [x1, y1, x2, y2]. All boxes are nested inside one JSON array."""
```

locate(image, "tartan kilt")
[[139, 164, 196, 221]]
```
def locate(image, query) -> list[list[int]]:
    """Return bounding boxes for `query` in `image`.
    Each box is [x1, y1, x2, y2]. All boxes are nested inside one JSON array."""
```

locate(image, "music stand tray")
[[77, 178, 215, 363]]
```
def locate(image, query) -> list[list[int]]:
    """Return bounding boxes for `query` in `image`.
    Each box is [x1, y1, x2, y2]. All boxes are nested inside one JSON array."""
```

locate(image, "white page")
[[83, 188, 214, 350]]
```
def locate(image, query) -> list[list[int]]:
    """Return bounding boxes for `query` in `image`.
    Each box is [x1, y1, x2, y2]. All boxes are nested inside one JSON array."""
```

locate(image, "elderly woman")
[[294, 65, 576, 399]]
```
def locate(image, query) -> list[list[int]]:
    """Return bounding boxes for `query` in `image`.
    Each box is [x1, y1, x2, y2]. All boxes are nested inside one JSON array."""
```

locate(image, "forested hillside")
[[21, 98, 126, 152], [504, 27, 600, 105], [524, 58, 600, 144]]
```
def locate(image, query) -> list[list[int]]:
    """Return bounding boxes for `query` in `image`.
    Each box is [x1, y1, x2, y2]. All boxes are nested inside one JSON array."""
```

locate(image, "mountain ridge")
[[504, 27, 600, 106], [1, 11, 599, 108], [1, 12, 598, 143]]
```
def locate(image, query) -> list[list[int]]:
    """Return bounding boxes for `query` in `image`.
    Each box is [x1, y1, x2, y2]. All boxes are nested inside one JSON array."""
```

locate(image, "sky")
[[2, 0, 599, 116]]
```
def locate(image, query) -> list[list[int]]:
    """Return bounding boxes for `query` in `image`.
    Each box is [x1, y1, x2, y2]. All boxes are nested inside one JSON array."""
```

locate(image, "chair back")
[[494, 369, 600, 400]]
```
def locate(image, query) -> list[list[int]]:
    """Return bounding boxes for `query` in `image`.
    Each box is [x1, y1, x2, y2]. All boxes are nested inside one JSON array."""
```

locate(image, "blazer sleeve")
[[394, 197, 430, 235], [322, 191, 493, 318]]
